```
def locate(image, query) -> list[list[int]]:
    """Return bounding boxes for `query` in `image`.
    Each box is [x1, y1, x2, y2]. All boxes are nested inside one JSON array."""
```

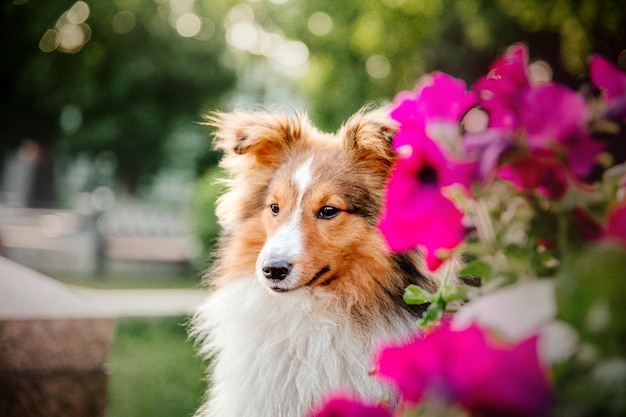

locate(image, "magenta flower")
[[463, 128, 516, 180], [518, 83, 603, 178], [471, 47, 603, 193], [589, 55, 626, 121], [520, 84, 587, 147], [473, 43, 530, 129], [606, 202, 626, 245], [382, 72, 477, 270], [572, 207, 605, 242], [379, 130, 475, 270], [391, 71, 477, 149], [307, 396, 392, 417], [376, 324, 554, 417], [571, 203, 626, 245], [498, 153, 568, 199]]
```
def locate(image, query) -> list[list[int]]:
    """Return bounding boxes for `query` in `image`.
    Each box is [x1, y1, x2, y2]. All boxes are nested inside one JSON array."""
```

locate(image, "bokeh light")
[[112, 11, 136, 34], [366, 54, 391, 79], [223, 3, 309, 77], [176, 13, 202, 38], [308, 12, 333, 37], [39, 1, 91, 54], [529, 60, 553, 83]]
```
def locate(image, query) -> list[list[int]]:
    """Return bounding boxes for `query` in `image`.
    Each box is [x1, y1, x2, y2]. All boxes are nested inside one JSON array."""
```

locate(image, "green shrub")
[[189, 167, 226, 262]]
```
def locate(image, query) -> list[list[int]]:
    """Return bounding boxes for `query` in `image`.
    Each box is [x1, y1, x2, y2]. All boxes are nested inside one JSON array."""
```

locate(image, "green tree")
[[221, 0, 625, 130], [1, 0, 235, 193]]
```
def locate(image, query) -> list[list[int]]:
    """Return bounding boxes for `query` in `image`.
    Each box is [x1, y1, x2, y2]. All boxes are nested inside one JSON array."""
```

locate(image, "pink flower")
[[382, 72, 477, 270], [497, 153, 568, 199], [572, 207, 605, 242], [571, 202, 626, 245], [493, 88, 601, 196], [307, 396, 392, 417], [463, 128, 516, 180], [520, 84, 587, 146], [589, 55, 626, 121], [379, 130, 475, 270], [391, 71, 477, 149], [518, 83, 602, 178], [472, 45, 603, 188], [376, 324, 554, 417], [391, 72, 477, 125], [473, 43, 530, 129], [606, 202, 626, 245]]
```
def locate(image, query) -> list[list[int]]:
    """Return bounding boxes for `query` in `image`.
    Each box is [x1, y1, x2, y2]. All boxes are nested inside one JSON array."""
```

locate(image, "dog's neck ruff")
[[193, 277, 415, 417]]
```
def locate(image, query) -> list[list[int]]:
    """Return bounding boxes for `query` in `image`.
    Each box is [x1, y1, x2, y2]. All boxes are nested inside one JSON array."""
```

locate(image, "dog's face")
[[210, 109, 397, 293]]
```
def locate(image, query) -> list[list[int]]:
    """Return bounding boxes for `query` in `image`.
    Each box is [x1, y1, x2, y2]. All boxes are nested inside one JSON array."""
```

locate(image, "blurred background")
[[1, 0, 625, 416]]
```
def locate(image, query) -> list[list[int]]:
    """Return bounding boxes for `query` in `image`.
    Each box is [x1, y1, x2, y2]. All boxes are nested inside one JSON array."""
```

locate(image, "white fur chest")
[[193, 277, 414, 417]]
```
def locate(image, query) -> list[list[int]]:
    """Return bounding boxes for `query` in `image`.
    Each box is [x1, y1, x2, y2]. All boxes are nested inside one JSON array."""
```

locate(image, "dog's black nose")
[[262, 261, 293, 281]]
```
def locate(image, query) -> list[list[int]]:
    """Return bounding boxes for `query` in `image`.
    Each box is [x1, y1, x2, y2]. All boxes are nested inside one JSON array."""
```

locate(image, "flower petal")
[[392, 72, 477, 127], [589, 55, 626, 121], [308, 396, 393, 417], [379, 136, 470, 269], [519, 83, 588, 148], [474, 43, 530, 129], [590, 54, 626, 102], [607, 202, 626, 245], [376, 324, 554, 417], [498, 155, 569, 199]]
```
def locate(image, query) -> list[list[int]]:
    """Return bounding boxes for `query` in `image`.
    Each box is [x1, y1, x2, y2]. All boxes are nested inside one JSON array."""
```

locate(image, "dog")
[[191, 108, 444, 417]]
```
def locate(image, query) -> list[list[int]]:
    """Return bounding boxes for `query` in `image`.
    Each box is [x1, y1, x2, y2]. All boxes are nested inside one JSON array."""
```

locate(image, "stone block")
[[0, 257, 115, 417]]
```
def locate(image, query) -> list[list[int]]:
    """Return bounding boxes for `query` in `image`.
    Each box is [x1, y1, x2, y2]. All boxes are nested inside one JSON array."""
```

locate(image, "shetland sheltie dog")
[[192, 108, 443, 417]]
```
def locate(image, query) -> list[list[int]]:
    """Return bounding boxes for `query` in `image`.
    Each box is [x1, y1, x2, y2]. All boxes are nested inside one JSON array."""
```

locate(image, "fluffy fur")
[[191, 108, 445, 417]]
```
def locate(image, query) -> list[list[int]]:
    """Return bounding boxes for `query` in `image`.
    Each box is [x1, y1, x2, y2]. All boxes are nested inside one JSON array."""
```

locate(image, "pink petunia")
[[382, 72, 477, 270], [391, 72, 477, 126], [471, 44, 603, 188], [606, 202, 626, 245], [376, 323, 554, 417], [589, 55, 626, 121], [571, 202, 626, 246], [379, 129, 475, 270], [307, 396, 392, 417], [391, 71, 477, 150], [473, 43, 530, 129], [518, 83, 603, 178], [520, 84, 588, 147], [462, 128, 516, 180], [497, 153, 569, 199], [572, 207, 605, 242]]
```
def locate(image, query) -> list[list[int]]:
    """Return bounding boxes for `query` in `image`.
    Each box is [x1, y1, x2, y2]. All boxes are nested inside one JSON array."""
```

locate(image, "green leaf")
[[404, 285, 436, 305], [417, 303, 443, 329], [459, 259, 492, 279], [442, 284, 470, 303]]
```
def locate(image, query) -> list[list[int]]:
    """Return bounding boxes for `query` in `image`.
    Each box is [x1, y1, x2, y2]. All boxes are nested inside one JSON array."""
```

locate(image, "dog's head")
[[209, 108, 399, 294]]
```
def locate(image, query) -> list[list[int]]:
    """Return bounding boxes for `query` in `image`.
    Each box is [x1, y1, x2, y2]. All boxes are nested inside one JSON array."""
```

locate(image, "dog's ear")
[[206, 110, 307, 168], [340, 107, 397, 175]]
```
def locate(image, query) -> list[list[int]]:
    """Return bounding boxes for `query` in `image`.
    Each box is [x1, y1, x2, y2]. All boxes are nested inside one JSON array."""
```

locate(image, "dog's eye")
[[318, 206, 339, 219], [269, 204, 280, 216]]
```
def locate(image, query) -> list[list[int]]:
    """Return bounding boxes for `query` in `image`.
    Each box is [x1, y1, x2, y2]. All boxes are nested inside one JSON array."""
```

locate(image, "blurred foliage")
[[190, 166, 226, 258], [258, 0, 626, 130], [555, 243, 626, 416], [189, 0, 624, 252], [2, 0, 625, 192], [1, 0, 235, 192]]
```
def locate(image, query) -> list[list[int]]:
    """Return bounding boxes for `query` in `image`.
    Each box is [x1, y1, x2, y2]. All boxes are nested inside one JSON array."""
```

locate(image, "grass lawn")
[[53, 271, 205, 289], [106, 316, 208, 417]]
